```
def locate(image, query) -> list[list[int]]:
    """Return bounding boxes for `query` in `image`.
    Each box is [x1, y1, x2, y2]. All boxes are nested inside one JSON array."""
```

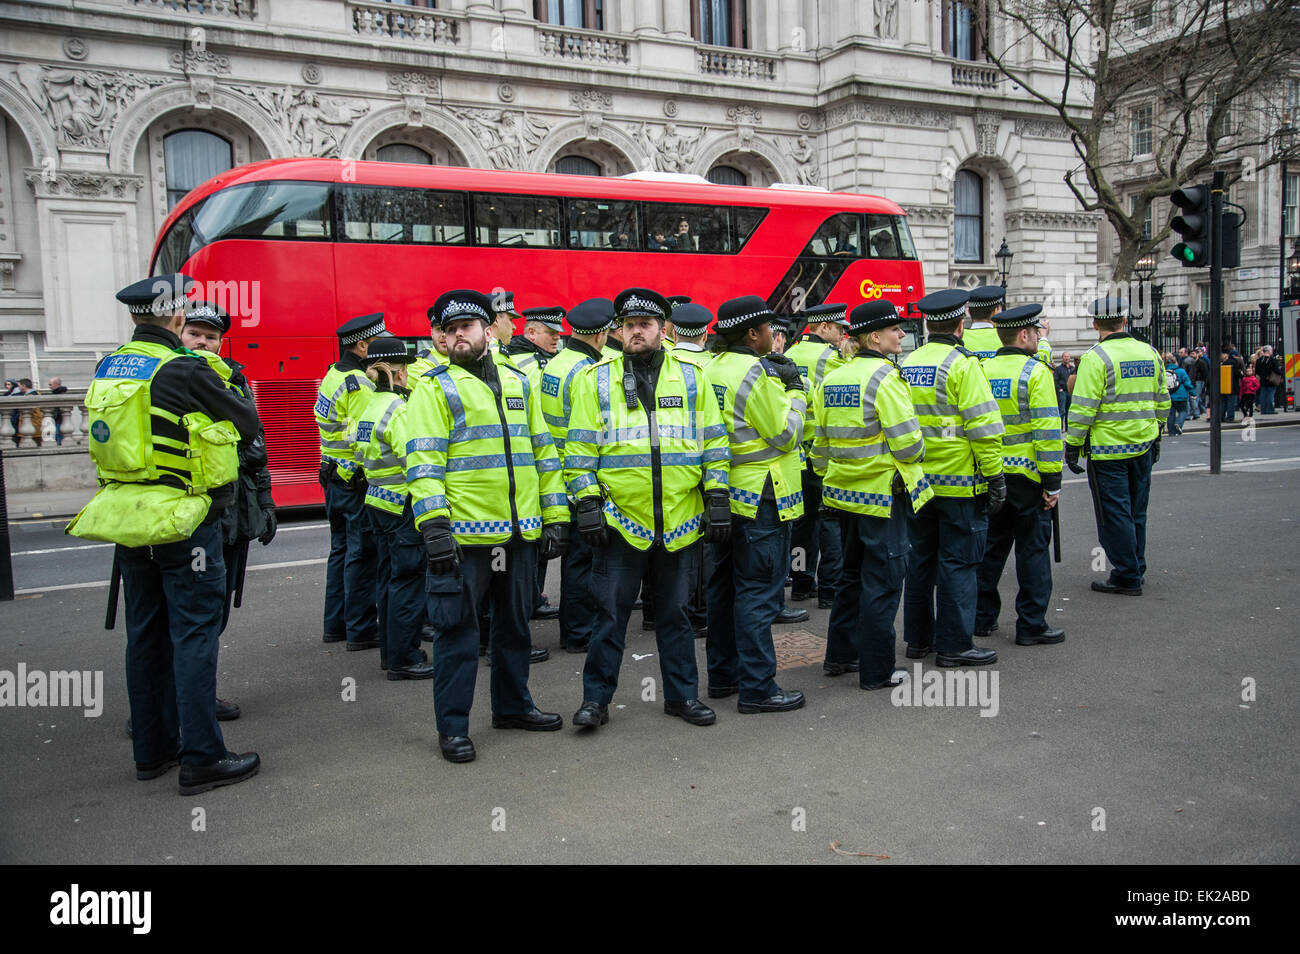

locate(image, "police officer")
[[76, 274, 260, 794], [355, 335, 436, 680], [181, 301, 277, 719], [962, 285, 1005, 360], [489, 291, 521, 358], [784, 302, 850, 610], [539, 298, 613, 653], [899, 289, 1005, 667], [1065, 297, 1169, 595], [706, 295, 808, 713], [409, 323, 449, 379], [663, 295, 692, 349], [974, 304, 1066, 645], [315, 313, 384, 650], [405, 290, 570, 763], [813, 300, 931, 687], [567, 288, 731, 730], [1036, 318, 1054, 367]]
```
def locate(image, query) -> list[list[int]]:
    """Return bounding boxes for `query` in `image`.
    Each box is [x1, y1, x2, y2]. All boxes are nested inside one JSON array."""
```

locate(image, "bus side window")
[[474, 193, 562, 248], [865, 214, 898, 259], [191, 181, 333, 244], [801, 213, 860, 258], [339, 185, 466, 245], [567, 198, 639, 250]]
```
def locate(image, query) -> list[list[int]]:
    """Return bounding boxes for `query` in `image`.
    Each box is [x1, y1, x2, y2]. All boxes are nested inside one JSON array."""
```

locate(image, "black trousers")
[[975, 475, 1053, 638]]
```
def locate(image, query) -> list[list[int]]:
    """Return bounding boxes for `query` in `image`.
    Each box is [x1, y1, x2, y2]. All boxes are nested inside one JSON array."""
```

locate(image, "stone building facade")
[[0, 0, 1099, 386]]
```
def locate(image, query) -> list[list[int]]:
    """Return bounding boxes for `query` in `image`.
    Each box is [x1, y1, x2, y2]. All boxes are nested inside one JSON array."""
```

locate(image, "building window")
[[163, 129, 233, 211], [536, 0, 602, 29], [707, 165, 747, 186], [1133, 2, 1153, 30], [554, 155, 603, 176], [1285, 172, 1298, 238], [1130, 194, 1153, 242], [954, 169, 983, 262], [376, 143, 433, 164], [1130, 103, 1153, 158], [1206, 88, 1232, 141], [1287, 77, 1300, 127], [944, 1, 986, 61], [693, 0, 748, 48]]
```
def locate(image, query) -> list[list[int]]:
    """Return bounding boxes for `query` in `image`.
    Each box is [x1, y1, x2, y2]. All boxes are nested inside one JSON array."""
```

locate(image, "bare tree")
[[984, 0, 1300, 280]]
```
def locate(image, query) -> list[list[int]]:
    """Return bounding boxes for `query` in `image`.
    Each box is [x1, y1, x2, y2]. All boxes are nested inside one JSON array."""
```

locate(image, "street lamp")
[[995, 237, 1013, 290], [1134, 254, 1157, 321], [1288, 238, 1300, 296]]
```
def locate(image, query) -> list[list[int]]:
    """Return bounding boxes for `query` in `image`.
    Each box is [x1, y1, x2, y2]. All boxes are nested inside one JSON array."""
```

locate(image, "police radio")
[[623, 370, 638, 411]]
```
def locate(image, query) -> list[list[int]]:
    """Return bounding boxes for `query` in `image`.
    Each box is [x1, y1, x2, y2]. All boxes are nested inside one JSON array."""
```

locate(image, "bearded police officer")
[[315, 313, 384, 650], [974, 304, 1066, 646], [566, 288, 731, 730], [899, 289, 1005, 667], [540, 298, 613, 654], [784, 302, 849, 609], [813, 300, 932, 687], [1065, 297, 1169, 596], [73, 274, 261, 794], [355, 335, 435, 680], [706, 295, 807, 713], [406, 290, 570, 763], [962, 285, 1005, 360]]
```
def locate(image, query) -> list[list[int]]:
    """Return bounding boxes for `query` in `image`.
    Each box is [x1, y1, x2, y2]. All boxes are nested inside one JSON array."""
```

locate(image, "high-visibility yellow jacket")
[[708, 349, 806, 521], [900, 337, 1005, 497], [981, 348, 1064, 489], [602, 343, 623, 361], [785, 335, 844, 389], [408, 348, 447, 381], [539, 340, 601, 456], [1065, 332, 1170, 460], [812, 352, 933, 518], [1037, 337, 1053, 367], [404, 352, 568, 544], [564, 350, 730, 551], [670, 343, 711, 370], [356, 388, 412, 514], [315, 352, 375, 481], [963, 324, 1002, 361]]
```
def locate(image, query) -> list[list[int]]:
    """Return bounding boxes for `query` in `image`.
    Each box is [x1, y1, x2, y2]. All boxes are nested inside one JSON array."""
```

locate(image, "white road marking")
[[12, 557, 328, 596], [10, 522, 328, 556]]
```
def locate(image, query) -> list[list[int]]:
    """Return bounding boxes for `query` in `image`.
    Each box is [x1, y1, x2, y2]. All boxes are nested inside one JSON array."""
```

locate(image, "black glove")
[[762, 354, 806, 392], [318, 459, 334, 486], [703, 490, 732, 545], [541, 522, 569, 560], [1065, 443, 1084, 474], [258, 508, 277, 546], [1151, 437, 1161, 465], [576, 496, 608, 547], [985, 473, 1007, 516], [422, 516, 460, 575]]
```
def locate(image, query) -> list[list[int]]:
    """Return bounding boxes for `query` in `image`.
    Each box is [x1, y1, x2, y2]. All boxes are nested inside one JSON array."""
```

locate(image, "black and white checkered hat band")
[[969, 299, 1004, 311], [528, 310, 565, 328], [441, 301, 490, 324], [999, 316, 1038, 328], [717, 308, 771, 330], [620, 296, 665, 318], [921, 305, 966, 321], [341, 317, 386, 344], [129, 294, 188, 315], [493, 298, 514, 314]]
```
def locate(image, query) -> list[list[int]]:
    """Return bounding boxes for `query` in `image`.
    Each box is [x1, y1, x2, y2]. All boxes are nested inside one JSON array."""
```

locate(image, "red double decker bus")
[[150, 158, 926, 506]]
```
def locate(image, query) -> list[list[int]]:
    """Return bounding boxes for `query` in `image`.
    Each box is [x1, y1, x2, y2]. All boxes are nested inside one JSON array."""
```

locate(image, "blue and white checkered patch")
[[1003, 456, 1036, 469], [924, 473, 978, 487], [902, 366, 936, 387], [825, 486, 891, 507], [663, 514, 702, 544], [1092, 440, 1154, 456], [729, 486, 762, 507]]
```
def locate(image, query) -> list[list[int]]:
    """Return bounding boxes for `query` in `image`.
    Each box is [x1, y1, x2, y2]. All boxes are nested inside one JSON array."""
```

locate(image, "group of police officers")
[[82, 271, 1169, 786]]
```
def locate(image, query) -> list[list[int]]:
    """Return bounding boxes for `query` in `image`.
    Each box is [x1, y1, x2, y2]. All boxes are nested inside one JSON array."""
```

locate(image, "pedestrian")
[[69, 273, 260, 794], [784, 302, 850, 610], [1256, 345, 1282, 414], [1191, 346, 1210, 417], [974, 304, 1065, 647], [539, 297, 615, 654], [180, 300, 279, 722], [1065, 297, 1169, 596], [1163, 352, 1192, 435], [1239, 363, 1260, 418], [566, 287, 731, 731], [314, 313, 384, 651], [1053, 351, 1075, 419], [1219, 349, 1242, 422], [705, 295, 809, 713], [899, 289, 1005, 667], [813, 300, 931, 687], [405, 290, 570, 764], [961, 285, 1005, 360], [47, 376, 68, 445]]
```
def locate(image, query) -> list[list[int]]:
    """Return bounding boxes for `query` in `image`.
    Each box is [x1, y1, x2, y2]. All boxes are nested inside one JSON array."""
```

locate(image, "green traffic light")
[[1181, 246, 1195, 262]]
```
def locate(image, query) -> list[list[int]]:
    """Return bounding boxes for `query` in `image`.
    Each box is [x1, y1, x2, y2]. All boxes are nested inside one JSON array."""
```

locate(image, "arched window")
[[707, 165, 747, 186], [555, 155, 603, 176], [954, 169, 983, 262], [377, 143, 434, 164], [163, 129, 233, 210]]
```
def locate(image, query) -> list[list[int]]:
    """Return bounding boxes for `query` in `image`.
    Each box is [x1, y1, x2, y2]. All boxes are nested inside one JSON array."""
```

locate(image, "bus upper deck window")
[[474, 193, 561, 248], [341, 185, 466, 245], [865, 214, 900, 258], [893, 215, 918, 259], [803, 213, 861, 258], [191, 181, 332, 244], [567, 198, 639, 250]]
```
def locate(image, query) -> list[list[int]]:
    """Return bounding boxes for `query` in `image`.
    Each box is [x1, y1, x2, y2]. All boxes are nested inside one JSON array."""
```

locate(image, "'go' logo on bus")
[[860, 279, 884, 300]]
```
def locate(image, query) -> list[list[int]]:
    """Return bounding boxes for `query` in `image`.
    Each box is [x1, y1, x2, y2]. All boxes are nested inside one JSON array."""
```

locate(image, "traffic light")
[[1170, 184, 1212, 267]]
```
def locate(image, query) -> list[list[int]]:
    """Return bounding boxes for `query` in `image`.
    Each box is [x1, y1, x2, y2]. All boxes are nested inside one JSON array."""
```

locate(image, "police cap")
[[848, 300, 901, 336], [915, 289, 971, 323], [670, 303, 712, 337], [615, 287, 671, 322], [990, 304, 1044, 329], [361, 334, 415, 365], [715, 295, 776, 337], [667, 295, 692, 309], [522, 306, 567, 332], [184, 300, 230, 334], [803, 302, 850, 329], [967, 285, 1006, 314], [567, 298, 616, 333], [431, 290, 494, 329], [116, 274, 193, 316], [1088, 296, 1128, 320], [493, 291, 518, 316], [337, 312, 386, 345]]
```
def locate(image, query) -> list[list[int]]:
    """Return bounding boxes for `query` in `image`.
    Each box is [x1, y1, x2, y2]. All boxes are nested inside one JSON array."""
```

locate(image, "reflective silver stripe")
[[933, 348, 964, 410], [1002, 432, 1033, 446], [1070, 395, 1100, 408], [732, 362, 764, 437], [732, 445, 783, 464], [818, 424, 875, 439], [882, 418, 919, 439], [321, 438, 352, 450], [919, 425, 952, 438], [1094, 344, 1117, 402], [1109, 391, 1160, 403], [363, 454, 403, 470], [1094, 409, 1159, 422], [960, 399, 1000, 421], [891, 438, 925, 461], [828, 442, 889, 459], [375, 395, 402, 440], [368, 473, 406, 486], [317, 421, 347, 433], [1065, 423, 1090, 442], [1017, 356, 1038, 411], [965, 422, 1003, 440], [912, 403, 957, 417], [814, 348, 831, 385]]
